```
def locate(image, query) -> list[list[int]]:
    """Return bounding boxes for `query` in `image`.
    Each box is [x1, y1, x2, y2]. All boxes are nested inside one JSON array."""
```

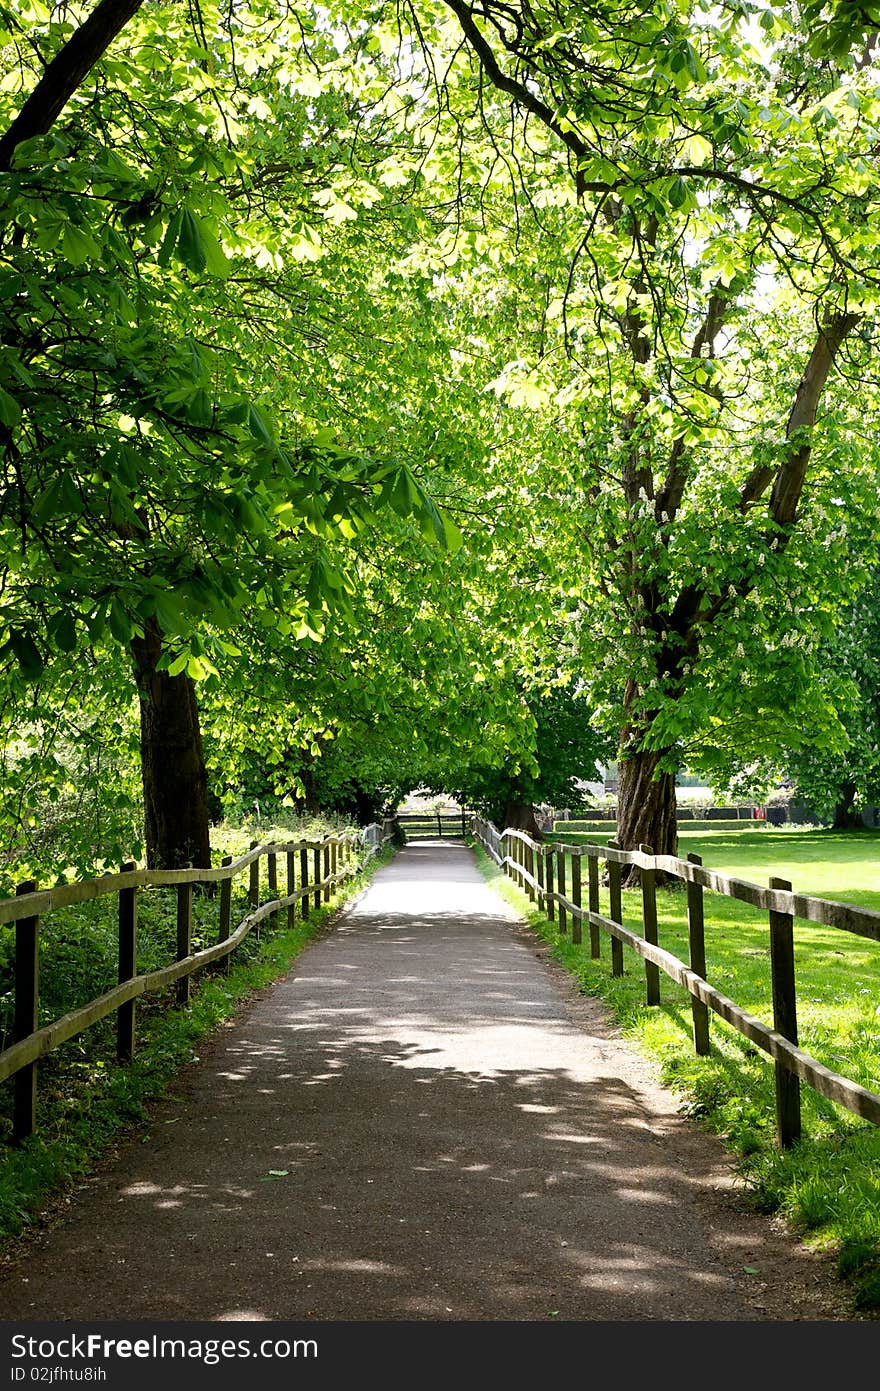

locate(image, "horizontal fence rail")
[[396, 810, 470, 839], [1, 819, 397, 1142], [472, 816, 880, 1149]]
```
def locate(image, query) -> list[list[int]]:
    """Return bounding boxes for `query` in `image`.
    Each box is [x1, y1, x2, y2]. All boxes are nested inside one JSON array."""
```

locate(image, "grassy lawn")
[[478, 827, 880, 1313]]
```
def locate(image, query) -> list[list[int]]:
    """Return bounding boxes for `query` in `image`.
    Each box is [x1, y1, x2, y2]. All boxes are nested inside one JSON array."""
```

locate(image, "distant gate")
[[396, 810, 469, 841]]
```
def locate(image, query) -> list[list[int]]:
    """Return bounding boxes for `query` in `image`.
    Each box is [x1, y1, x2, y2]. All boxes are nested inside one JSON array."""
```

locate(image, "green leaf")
[[9, 135, 52, 168], [60, 224, 100, 266], [386, 466, 418, 517], [177, 208, 207, 274], [442, 512, 463, 552], [105, 442, 141, 489], [248, 404, 275, 448], [0, 386, 21, 427], [85, 608, 106, 641], [32, 473, 83, 524], [158, 210, 183, 269], [50, 611, 77, 653], [682, 133, 712, 165], [108, 598, 131, 643], [198, 218, 230, 277], [10, 630, 43, 681], [166, 652, 189, 677], [181, 335, 210, 383], [151, 593, 184, 635], [185, 388, 214, 428], [668, 176, 690, 210]]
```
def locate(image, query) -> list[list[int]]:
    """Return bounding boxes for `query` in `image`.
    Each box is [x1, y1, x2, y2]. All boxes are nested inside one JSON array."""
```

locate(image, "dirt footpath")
[[0, 841, 859, 1322]]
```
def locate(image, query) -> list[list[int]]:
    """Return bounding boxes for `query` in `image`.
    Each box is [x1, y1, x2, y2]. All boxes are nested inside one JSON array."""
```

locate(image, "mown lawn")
[[478, 827, 880, 1313]]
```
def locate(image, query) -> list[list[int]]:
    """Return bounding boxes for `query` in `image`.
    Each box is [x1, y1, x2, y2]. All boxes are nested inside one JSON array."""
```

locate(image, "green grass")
[[0, 827, 392, 1245], [475, 828, 880, 1315], [555, 817, 771, 834]]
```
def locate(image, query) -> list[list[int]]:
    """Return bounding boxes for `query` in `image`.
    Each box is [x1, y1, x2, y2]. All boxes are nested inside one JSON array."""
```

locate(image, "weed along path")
[[0, 842, 857, 1323]]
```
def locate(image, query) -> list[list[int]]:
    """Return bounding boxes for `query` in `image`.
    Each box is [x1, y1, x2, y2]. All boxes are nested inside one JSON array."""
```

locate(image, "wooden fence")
[[396, 811, 470, 840], [1, 818, 397, 1143], [472, 816, 880, 1149]]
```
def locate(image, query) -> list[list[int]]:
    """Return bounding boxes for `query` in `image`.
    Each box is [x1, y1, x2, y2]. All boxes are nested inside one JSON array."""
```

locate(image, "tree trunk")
[[832, 780, 861, 830], [130, 618, 212, 869], [501, 796, 543, 840], [615, 746, 678, 884]]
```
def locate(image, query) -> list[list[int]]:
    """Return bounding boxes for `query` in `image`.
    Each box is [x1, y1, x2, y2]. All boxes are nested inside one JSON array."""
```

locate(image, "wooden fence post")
[[639, 844, 660, 1006], [176, 882, 192, 1007], [769, 876, 801, 1148], [687, 853, 710, 1056], [301, 845, 309, 918], [536, 845, 545, 912], [249, 840, 259, 910], [287, 851, 296, 929], [13, 881, 38, 1143], [331, 839, 338, 890], [545, 845, 555, 923], [323, 842, 331, 903], [557, 845, 567, 935], [218, 855, 232, 973], [313, 845, 321, 911], [588, 852, 601, 958], [607, 841, 623, 977], [117, 863, 137, 1061], [571, 852, 582, 945], [267, 848, 278, 927]]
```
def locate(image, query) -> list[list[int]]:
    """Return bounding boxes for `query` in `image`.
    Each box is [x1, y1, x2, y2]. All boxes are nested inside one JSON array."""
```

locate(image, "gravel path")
[[0, 841, 857, 1322]]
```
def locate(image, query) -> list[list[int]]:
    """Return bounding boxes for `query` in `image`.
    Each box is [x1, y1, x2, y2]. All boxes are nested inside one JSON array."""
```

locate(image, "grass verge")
[[471, 834, 880, 1315], [0, 839, 395, 1248]]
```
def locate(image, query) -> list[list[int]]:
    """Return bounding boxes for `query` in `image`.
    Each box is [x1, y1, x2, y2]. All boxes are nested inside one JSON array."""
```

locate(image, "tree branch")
[[740, 309, 860, 514], [440, 0, 588, 170], [769, 309, 861, 526], [655, 291, 729, 522], [0, 0, 144, 172]]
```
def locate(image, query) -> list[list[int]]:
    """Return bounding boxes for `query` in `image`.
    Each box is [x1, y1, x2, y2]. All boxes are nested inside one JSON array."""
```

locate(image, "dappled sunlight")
[[27, 1033, 774, 1321], [570, 1246, 735, 1295], [214, 1310, 271, 1321], [301, 1258, 407, 1276], [0, 842, 821, 1323]]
